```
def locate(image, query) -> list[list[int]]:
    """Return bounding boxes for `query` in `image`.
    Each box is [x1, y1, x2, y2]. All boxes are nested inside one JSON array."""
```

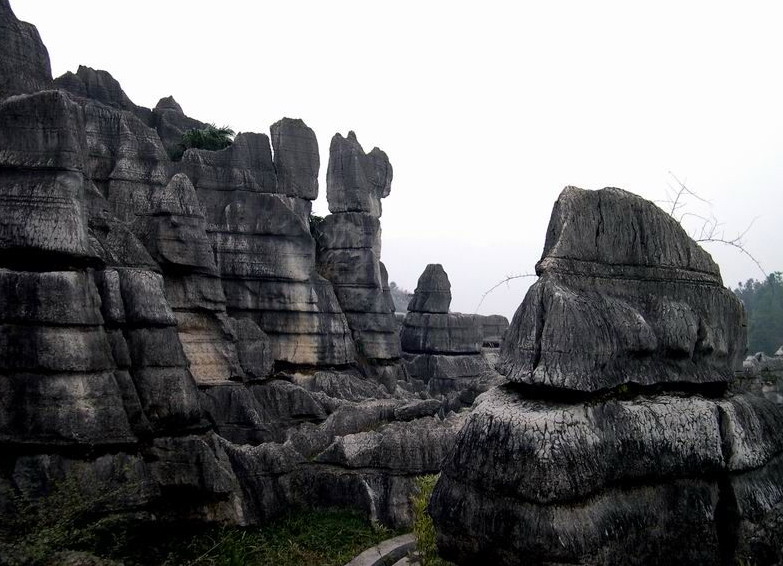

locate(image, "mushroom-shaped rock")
[[430, 187, 783, 566]]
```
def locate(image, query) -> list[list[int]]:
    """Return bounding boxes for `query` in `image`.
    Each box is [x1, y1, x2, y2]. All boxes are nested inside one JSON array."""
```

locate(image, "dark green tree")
[[734, 272, 783, 355]]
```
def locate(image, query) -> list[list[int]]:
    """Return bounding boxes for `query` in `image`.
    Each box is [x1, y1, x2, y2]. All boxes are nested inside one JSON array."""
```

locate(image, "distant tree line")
[[733, 272, 783, 356]]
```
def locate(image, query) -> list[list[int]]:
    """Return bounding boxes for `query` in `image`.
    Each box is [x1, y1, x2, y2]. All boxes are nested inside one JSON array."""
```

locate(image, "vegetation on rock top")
[[170, 124, 235, 161]]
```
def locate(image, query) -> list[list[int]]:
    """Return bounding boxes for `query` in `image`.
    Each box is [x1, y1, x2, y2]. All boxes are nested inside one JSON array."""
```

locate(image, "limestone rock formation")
[[182, 127, 355, 366], [326, 131, 392, 217], [316, 132, 402, 387], [472, 314, 509, 347], [401, 265, 501, 404], [0, 0, 52, 99], [151, 95, 205, 158], [430, 187, 783, 565], [0, 77, 244, 528], [271, 117, 319, 200], [739, 349, 783, 404], [407, 264, 451, 314], [499, 186, 744, 392], [0, 3, 499, 547]]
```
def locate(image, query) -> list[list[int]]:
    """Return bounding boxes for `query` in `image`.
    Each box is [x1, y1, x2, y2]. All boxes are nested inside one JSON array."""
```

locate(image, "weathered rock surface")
[[326, 131, 392, 217], [431, 187, 783, 566], [500, 186, 745, 393], [182, 128, 355, 366], [407, 264, 451, 314], [472, 314, 509, 347], [271, 117, 319, 200], [317, 133, 401, 376], [0, 0, 52, 100], [0, 1, 496, 542], [0, 43, 245, 535], [151, 95, 205, 158], [400, 265, 502, 406]]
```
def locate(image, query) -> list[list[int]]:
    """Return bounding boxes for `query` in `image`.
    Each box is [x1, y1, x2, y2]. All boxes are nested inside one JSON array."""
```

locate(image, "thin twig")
[[475, 273, 537, 313]]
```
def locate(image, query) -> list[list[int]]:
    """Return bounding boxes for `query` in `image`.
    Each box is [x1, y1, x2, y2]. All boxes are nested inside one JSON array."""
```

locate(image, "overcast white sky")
[[13, 1, 783, 319]]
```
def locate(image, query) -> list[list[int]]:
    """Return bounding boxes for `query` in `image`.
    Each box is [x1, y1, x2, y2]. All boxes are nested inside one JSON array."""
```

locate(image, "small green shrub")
[[412, 475, 453, 566], [170, 124, 235, 161]]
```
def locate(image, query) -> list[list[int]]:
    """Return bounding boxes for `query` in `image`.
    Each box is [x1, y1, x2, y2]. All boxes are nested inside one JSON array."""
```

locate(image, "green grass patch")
[[1, 502, 401, 566], [153, 509, 399, 566], [412, 474, 454, 566]]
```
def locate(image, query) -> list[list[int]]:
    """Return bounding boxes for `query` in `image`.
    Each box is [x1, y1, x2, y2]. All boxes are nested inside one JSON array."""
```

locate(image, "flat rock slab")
[[344, 533, 415, 566]]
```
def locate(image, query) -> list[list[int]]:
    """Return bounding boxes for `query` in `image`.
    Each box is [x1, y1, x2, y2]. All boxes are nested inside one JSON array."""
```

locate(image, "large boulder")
[[499, 186, 745, 392], [430, 187, 783, 565]]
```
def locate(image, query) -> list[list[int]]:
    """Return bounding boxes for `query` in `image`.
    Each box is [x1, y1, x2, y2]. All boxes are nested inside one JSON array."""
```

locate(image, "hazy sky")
[[13, 1, 783, 319]]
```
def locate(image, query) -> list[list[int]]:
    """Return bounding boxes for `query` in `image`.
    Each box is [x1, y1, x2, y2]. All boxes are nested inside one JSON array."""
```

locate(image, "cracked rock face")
[[500, 186, 746, 393], [401, 265, 502, 405], [0, 0, 52, 100], [326, 131, 392, 218], [317, 132, 401, 378], [430, 187, 783, 565], [407, 263, 451, 314]]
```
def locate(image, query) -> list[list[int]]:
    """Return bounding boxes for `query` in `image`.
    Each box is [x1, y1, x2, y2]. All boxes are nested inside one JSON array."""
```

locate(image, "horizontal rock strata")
[[431, 187, 783, 565]]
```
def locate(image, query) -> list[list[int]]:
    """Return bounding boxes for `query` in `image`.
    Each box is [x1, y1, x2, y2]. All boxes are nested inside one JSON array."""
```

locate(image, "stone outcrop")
[[0, 4, 517, 550], [326, 131, 392, 217], [316, 132, 402, 388], [471, 314, 509, 347], [430, 187, 783, 565], [407, 264, 451, 313], [401, 265, 502, 404], [181, 124, 355, 366], [0, 0, 51, 99], [739, 348, 783, 404], [0, 83, 244, 527]]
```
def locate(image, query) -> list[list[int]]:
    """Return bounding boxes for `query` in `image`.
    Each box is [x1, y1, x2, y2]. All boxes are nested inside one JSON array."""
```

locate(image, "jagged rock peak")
[[539, 186, 721, 282], [0, 0, 52, 99], [155, 95, 184, 113], [53, 65, 138, 112], [270, 117, 319, 200], [153, 173, 204, 218], [499, 186, 745, 393], [407, 264, 451, 314], [326, 131, 393, 217]]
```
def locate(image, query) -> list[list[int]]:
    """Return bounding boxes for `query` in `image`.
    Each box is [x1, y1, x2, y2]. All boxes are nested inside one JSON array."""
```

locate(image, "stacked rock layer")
[[0, 3, 504, 539], [316, 132, 402, 387], [430, 187, 783, 565], [401, 265, 502, 405]]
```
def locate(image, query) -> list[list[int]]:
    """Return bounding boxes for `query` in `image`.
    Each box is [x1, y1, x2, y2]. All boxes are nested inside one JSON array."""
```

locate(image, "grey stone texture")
[[400, 265, 502, 406], [316, 132, 401, 367], [430, 187, 783, 565], [498, 187, 746, 393], [0, 0, 52, 100], [407, 264, 451, 314], [271, 117, 319, 200], [326, 131, 392, 217], [471, 313, 509, 347]]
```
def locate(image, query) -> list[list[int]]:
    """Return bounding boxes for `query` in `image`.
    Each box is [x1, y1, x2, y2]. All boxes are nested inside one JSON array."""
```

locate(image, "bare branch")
[[475, 273, 537, 313], [697, 236, 767, 277]]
